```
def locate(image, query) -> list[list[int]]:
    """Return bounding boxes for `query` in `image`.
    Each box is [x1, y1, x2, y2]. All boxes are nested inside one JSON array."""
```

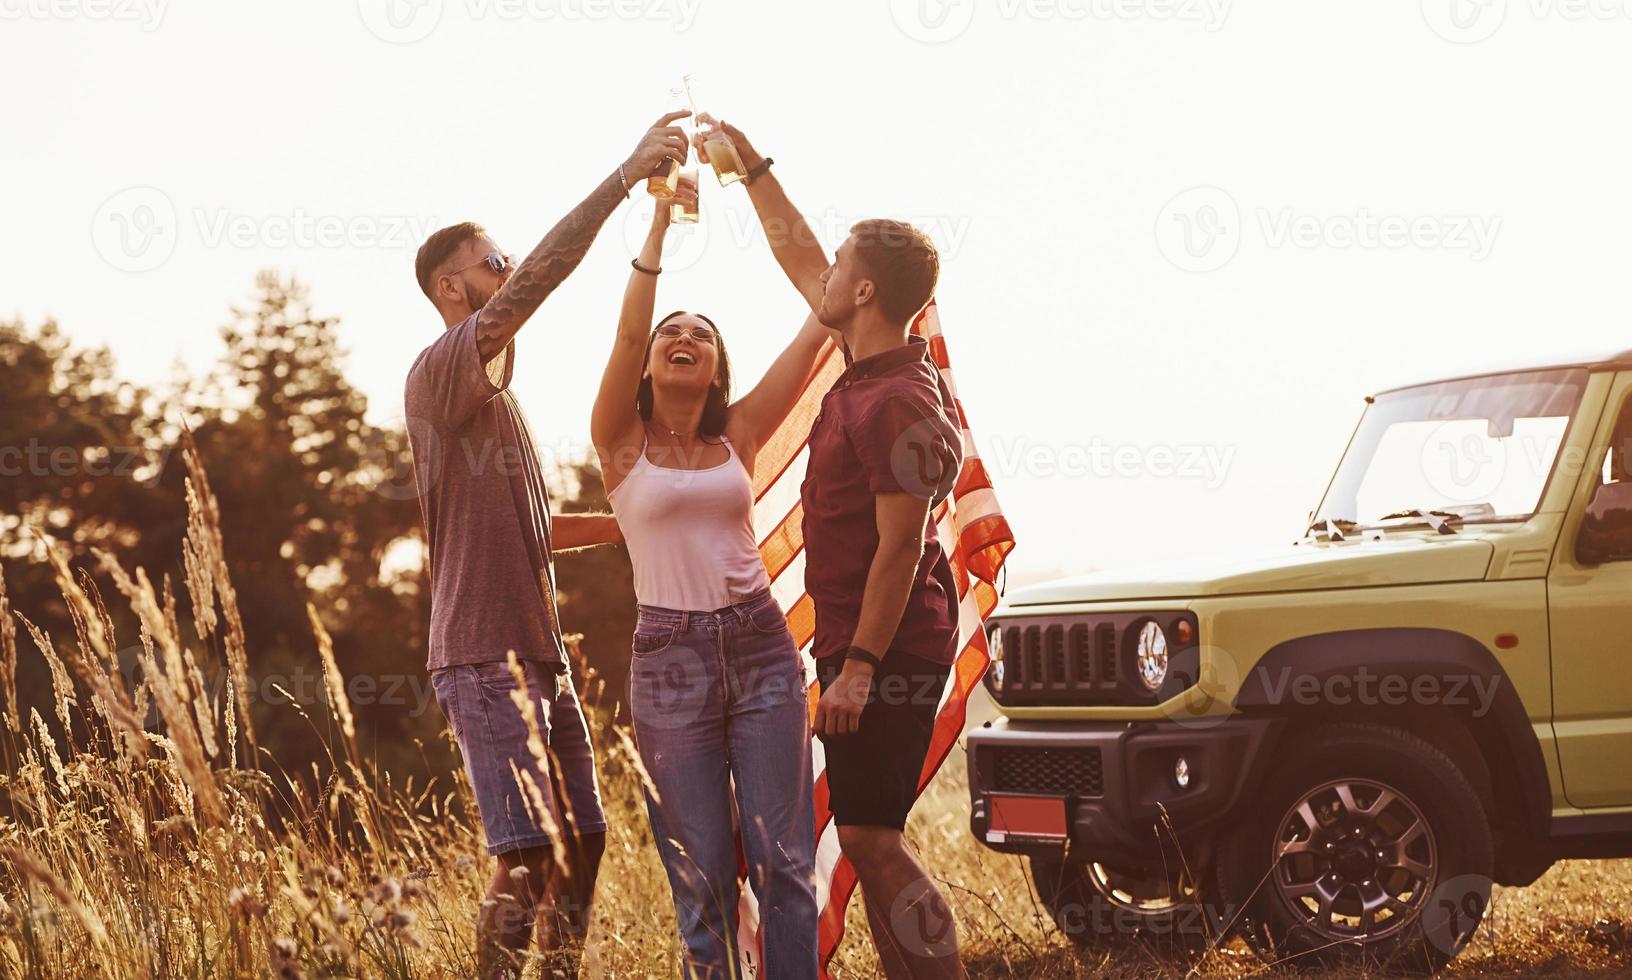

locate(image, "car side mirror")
[[1576, 481, 1632, 565]]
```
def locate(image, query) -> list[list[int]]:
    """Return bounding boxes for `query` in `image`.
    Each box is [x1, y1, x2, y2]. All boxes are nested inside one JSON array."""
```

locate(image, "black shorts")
[[817, 651, 952, 830]]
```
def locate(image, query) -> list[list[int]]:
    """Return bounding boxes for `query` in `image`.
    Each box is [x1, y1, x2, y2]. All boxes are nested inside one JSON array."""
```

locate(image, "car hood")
[[1009, 532, 1496, 605]]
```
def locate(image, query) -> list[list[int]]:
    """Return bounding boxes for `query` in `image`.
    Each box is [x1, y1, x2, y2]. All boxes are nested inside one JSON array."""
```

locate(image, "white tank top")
[[608, 437, 772, 611]]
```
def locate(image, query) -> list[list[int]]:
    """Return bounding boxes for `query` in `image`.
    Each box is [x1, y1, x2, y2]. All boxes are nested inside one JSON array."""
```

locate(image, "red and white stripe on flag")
[[735, 300, 1016, 977]]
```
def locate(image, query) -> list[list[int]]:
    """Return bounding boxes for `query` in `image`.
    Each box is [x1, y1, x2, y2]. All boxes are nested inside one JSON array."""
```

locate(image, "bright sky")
[[5, 1, 1632, 587]]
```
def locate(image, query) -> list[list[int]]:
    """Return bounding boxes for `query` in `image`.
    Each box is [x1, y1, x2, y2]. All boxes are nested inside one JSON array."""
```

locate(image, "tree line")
[[0, 271, 637, 786]]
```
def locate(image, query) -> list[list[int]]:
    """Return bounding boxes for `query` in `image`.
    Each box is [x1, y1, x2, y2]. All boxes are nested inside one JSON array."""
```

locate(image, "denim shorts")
[[432, 658, 607, 855]]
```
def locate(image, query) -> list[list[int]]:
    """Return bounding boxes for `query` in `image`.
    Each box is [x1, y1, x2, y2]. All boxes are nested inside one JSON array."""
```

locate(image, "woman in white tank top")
[[589, 133, 833, 979]]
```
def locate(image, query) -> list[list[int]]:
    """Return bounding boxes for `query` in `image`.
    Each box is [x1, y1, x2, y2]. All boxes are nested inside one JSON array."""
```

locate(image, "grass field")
[[1, 439, 1629, 978]]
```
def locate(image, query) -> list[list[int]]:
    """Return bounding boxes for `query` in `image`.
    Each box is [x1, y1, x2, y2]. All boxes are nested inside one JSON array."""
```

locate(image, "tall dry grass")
[[0, 437, 1628, 978]]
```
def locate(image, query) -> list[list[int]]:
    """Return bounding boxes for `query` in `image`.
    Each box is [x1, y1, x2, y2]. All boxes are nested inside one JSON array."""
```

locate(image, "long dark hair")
[[637, 310, 733, 438]]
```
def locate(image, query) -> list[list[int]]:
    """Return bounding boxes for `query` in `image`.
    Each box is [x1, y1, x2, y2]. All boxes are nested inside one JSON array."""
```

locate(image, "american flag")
[[738, 300, 1015, 977]]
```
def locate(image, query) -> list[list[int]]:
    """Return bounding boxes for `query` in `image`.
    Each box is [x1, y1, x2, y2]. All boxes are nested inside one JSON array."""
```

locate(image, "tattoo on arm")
[[475, 171, 626, 361]]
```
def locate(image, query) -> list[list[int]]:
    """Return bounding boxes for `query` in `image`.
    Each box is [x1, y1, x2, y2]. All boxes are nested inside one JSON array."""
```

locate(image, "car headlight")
[[988, 625, 1004, 688], [1136, 620, 1169, 692]]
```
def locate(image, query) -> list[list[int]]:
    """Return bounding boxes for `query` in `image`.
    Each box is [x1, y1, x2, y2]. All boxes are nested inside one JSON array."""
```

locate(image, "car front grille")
[[990, 613, 1196, 707], [1001, 621, 1123, 701], [989, 746, 1104, 797]]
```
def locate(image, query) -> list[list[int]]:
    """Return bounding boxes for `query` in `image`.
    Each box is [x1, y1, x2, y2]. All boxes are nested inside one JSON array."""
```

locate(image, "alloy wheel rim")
[[1270, 778, 1438, 943], [1087, 862, 1198, 915]]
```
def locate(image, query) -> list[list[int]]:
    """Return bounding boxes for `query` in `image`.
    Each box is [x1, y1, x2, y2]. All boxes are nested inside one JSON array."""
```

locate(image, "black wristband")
[[744, 156, 774, 186], [843, 645, 883, 670], [631, 258, 662, 276]]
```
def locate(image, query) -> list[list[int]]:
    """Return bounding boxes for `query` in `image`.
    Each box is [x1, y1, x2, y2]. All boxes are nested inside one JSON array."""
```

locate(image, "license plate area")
[[985, 794, 1068, 844]]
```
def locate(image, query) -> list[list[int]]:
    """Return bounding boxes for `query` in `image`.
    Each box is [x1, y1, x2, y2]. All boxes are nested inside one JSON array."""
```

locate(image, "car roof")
[[1373, 348, 1632, 397]]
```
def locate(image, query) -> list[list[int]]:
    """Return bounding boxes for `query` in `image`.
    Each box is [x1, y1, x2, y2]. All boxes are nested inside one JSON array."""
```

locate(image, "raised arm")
[[697, 117, 829, 310], [591, 190, 687, 487], [725, 312, 833, 458], [473, 111, 691, 361]]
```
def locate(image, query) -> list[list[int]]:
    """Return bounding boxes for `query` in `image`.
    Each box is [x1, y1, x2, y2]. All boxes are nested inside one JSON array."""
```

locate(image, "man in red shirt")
[[709, 120, 965, 977], [805, 222, 965, 978]]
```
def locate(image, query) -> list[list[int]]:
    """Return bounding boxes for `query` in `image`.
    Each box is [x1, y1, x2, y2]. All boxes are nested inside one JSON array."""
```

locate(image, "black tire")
[[1031, 856, 1216, 954], [1214, 722, 1494, 975]]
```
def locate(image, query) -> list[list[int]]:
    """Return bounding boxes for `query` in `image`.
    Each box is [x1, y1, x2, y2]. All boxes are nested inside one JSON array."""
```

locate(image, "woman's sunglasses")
[[654, 322, 718, 343]]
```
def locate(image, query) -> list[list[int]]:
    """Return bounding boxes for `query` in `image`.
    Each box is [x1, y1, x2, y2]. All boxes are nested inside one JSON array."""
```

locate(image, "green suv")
[[966, 353, 1632, 972]]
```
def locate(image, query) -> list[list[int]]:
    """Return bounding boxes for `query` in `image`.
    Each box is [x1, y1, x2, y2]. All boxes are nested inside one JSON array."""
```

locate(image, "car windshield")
[[1314, 368, 1588, 529]]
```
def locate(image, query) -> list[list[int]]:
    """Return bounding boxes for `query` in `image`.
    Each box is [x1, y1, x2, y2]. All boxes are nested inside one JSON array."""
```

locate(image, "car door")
[[1549, 370, 1632, 808]]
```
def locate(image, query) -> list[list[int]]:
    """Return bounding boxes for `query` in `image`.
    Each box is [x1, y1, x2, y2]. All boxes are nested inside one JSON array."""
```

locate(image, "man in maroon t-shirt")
[[804, 219, 967, 980], [674, 120, 967, 977]]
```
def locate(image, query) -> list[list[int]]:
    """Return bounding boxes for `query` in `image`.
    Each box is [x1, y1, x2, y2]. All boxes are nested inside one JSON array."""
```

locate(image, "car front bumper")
[[966, 715, 1284, 862]]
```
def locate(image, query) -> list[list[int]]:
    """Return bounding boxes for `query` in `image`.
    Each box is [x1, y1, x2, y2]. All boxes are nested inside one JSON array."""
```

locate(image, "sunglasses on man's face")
[[450, 251, 514, 277], [654, 322, 718, 343]]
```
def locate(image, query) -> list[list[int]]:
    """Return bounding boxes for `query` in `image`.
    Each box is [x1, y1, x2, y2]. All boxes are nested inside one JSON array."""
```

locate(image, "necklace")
[[649, 420, 697, 441]]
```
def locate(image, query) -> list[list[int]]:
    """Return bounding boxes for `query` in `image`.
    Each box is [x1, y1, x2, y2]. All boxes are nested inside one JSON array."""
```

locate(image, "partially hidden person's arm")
[[473, 110, 691, 362], [700, 117, 828, 311], [551, 513, 624, 552]]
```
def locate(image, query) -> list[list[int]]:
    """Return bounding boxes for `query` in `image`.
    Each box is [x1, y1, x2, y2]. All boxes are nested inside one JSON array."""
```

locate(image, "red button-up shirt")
[[800, 336, 965, 665]]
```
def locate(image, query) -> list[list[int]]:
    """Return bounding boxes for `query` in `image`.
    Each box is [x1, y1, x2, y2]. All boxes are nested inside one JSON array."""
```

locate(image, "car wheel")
[[1031, 856, 1215, 953], [1214, 722, 1494, 974]]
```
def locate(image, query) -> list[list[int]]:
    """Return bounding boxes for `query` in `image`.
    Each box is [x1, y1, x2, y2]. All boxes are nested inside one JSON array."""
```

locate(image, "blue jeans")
[[628, 589, 819, 980], [431, 658, 607, 855]]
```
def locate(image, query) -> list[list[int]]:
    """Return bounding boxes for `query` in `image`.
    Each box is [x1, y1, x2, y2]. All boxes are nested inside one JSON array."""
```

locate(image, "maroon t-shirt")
[[800, 336, 965, 666], [405, 314, 564, 672]]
